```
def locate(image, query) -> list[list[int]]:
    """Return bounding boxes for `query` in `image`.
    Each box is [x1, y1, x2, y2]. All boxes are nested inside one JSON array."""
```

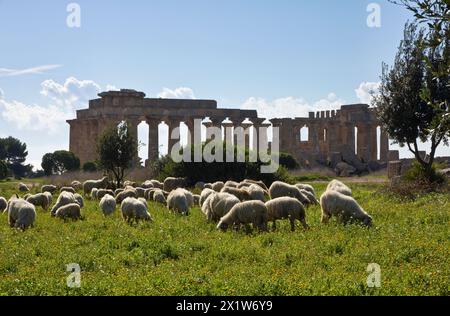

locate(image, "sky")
[[0, 0, 448, 169]]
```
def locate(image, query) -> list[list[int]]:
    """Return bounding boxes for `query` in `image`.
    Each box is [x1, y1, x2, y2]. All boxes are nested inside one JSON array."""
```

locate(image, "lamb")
[[41, 184, 57, 194], [50, 191, 77, 216], [326, 180, 352, 196], [95, 189, 115, 200], [167, 189, 190, 215], [295, 183, 316, 197], [217, 200, 268, 232], [121, 197, 153, 223], [73, 193, 84, 208], [18, 183, 29, 192], [163, 177, 186, 192], [265, 197, 309, 231], [53, 203, 82, 220], [60, 187, 76, 194], [199, 188, 215, 207], [220, 186, 252, 201], [153, 190, 167, 204], [71, 180, 82, 190], [320, 190, 372, 226], [115, 188, 137, 204], [83, 176, 109, 195], [269, 181, 311, 206], [212, 181, 225, 192], [0, 196, 8, 213], [204, 192, 240, 222], [246, 184, 267, 202], [7, 196, 36, 230], [99, 194, 116, 216], [25, 193, 50, 211]]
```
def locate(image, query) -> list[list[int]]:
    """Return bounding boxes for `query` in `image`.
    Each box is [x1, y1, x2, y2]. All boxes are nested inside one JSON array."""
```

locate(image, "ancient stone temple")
[[67, 89, 389, 170]]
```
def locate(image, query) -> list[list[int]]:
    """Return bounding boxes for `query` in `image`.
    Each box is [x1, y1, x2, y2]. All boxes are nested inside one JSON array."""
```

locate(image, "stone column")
[[242, 122, 253, 151], [345, 122, 355, 154], [258, 121, 271, 154], [223, 122, 234, 145], [167, 118, 181, 154], [147, 118, 160, 163], [380, 129, 389, 161], [210, 118, 224, 143], [370, 124, 378, 161], [252, 119, 265, 152], [203, 121, 213, 142], [126, 118, 140, 166], [184, 118, 194, 147], [309, 122, 320, 153]]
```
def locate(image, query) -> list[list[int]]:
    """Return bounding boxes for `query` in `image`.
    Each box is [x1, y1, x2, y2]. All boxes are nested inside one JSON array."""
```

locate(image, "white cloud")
[[40, 76, 101, 110], [0, 99, 70, 134], [106, 84, 119, 91], [355, 81, 380, 105], [157, 87, 196, 99], [0, 64, 62, 77], [0, 88, 4, 99], [241, 93, 345, 119]]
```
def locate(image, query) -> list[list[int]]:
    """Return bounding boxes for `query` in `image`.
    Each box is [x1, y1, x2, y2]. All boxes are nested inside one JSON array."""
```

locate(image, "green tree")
[[82, 161, 98, 172], [0, 160, 8, 180], [97, 122, 136, 188], [0, 137, 32, 178], [41, 150, 80, 175]]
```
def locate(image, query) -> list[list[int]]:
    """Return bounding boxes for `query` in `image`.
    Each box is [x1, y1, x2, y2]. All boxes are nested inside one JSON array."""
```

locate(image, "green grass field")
[[0, 180, 448, 296]]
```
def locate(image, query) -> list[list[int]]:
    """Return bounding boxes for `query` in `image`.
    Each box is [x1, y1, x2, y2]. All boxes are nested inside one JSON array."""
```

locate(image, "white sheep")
[[115, 188, 124, 196], [41, 184, 57, 194], [42, 192, 52, 206], [141, 180, 154, 189], [243, 179, 269, 192], [163, 177, 186, 192], [224, 180, 239, 188], [199, 188, 215, 207], [212, 181, 225, 192], [115, 188, 137, 204], [299, 189, 319, 205], [74, 193, 84, 208], [25, 193, 50, 211], [71, 180, 82, 190], [0, 196, 7, 213], [177, 188, 194, 207], [50, 191, 77, 216], [217, 200, 268, 232], [60, 187, 76, 194], [123, 180, 137, 188], [18, 182, 29, 192], [90, 188, 99, 200], [121, 197, 153, 224], [220, 186, 251, 201], [326, 179, 352, 196], [135, 187, 146, 198], [269, 181, 311, 206], [7, 196, 36, 230], [99, 194, 116, 216], [246, 184, 267, 202], [83, 176, 109, 195], [204, 192, 240, 222], [153, 190, 167, 204], [150, 179, 164, 189], [295, 183, 316, 197], [320, 190, 372, 226], [265, 197, 309, 231], [95, 189, 115, 200], [54, 203, 82, 220], [167, 189, 190, 215]]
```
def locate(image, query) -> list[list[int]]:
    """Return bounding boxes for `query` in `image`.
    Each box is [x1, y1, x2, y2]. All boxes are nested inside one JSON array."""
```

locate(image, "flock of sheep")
[[0, 176, 373, 231]]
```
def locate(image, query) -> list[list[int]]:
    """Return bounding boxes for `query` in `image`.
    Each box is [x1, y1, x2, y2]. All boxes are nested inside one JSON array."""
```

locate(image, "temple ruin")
[[67, 89, 390, 171]]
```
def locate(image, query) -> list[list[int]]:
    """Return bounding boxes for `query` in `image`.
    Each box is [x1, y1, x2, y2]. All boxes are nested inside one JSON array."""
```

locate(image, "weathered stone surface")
[[334, 162, 357, 177], [388, 161, 402, 179]]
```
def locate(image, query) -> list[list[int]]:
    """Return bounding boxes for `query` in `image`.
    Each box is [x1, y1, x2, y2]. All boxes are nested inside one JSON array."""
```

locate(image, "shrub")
[[83, 161, 98, 173], [278, 153, 299, 170], [0, 160, 7, 180]]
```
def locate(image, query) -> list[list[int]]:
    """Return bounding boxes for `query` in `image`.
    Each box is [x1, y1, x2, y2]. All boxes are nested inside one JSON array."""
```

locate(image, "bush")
[[278, 153, 299, 170], [155, 143, 291, 186], [402, 161, 447, 185], [83, 161, 98, 173], [0, 160, 7, 180]]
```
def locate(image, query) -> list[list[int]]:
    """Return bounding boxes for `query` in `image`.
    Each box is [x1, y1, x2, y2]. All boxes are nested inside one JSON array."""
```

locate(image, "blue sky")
[[0, 0, 448, 168]]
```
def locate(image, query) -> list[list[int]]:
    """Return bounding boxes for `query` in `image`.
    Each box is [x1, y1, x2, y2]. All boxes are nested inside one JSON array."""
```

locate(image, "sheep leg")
[[300, 218, 310, 230], [321, 209, 331, 224], [272, 220, 277, 232], [289, 219, 296, 232]]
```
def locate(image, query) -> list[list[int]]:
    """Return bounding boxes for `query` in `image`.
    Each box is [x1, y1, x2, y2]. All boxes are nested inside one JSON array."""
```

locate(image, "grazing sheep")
[[50, 191, 77, 216], [326, 180, 352, 196], [193, 194, 200, 205], [195, 181, 205, 190], [114, 188, 124, 196], [7, 196, 36, 230], [246, 184, 267, 202], [299, 189, 319, 205], [265, 197, 309, 231], [199, 188, 215, 207], [176, 188, 194, 207], [99, 194, 116, 216], [212, 181, 225, 192], [150, 180, 164, 189], [204, 183, 213, 189], [220, 186, 251, 201], [0, 196, 8, 213], [205, 192, 240, 222], [71, 180, 82, 190], [167, 189, 190, 215], [217, 200, 268, 232], [153, 190, 167, 204], [25, 193, 50, 211], [237, 182, 252, 189], [83, 176, 109, 195], [115, 188, 137, 204], [320, 190, 372, 226], [295, 183, 316, 197], [73, 193, 84, 208], [269, 181, 310, 206], [54, 203, 82, 220], [60, 187, 76, 194], [96, 189, 115, 200], [18, 183, 29, 192], [163, 177, 186, 192], [42, 192, 52, 206], [41, 184, 57, 194], [123, 180, 137, 188], [90, 188, 99, 200], [135, 187, 146, 198], [144, 188, 158, 201], [224, 180, 239, 188], [243, 179, 269, 192], [121, 197, 153, 223], [141, 180, 154, 189]]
